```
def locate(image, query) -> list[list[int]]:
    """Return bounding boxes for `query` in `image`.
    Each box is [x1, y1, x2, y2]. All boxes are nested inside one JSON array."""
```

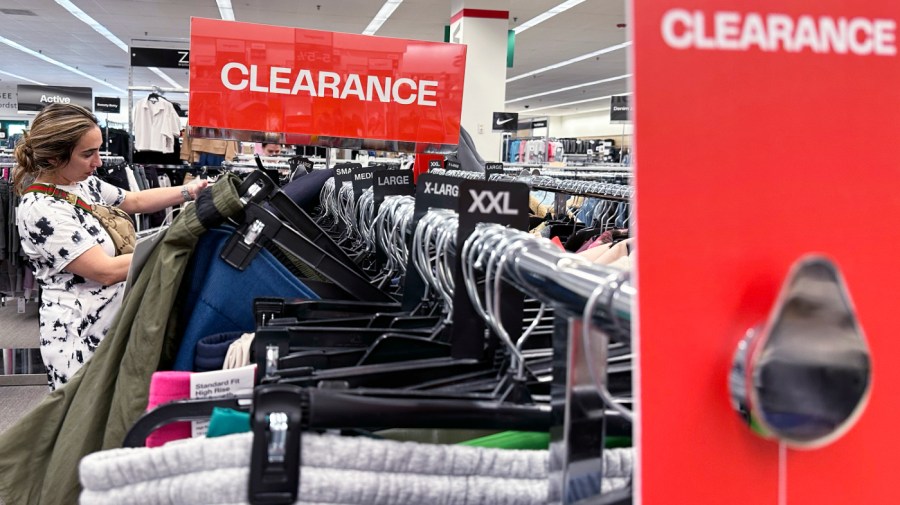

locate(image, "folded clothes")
[[80, 432, 633, 505]]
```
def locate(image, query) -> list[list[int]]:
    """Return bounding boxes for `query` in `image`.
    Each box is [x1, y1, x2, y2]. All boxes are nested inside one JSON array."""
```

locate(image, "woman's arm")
[[118, 179, 208, 215], [65, 245, 133, 286]]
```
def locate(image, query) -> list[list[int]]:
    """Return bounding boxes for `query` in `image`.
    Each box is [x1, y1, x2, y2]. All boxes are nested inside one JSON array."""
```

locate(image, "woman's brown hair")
[[13, 103, 99, 195]]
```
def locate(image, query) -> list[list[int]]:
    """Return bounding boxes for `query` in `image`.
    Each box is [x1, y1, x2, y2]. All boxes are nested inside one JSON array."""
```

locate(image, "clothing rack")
[[127, 85, 190, 165], [431, 168, 634, 203]]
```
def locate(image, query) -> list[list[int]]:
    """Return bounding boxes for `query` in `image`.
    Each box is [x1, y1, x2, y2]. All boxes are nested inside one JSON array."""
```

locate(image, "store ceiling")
[[0, 0, 629, 116]]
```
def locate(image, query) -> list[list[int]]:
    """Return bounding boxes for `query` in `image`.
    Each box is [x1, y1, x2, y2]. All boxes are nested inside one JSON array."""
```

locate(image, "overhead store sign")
[[0, 86, 16, 114], [634, 1, 900, 505], [94, 96, 121, 114], [492, 111, 518, 132], [610, 95, 631, 122], [131, 47, 190, 68], [189, 18, 468, 150], [17, 85, 92, 113]]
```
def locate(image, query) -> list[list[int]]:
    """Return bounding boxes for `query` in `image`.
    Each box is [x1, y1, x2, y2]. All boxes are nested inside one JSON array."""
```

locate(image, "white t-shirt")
[[17, 176, 127, 390]]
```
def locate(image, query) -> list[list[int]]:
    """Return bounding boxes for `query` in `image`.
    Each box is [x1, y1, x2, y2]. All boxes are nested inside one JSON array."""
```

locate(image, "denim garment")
[[172, 227, 319, 370], [195, 152, 225, 167], [576, 198, 601, 224]]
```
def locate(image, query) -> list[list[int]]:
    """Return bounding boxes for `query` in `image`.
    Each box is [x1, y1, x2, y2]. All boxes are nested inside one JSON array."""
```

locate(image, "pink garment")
[[146, 371, 193, 447]]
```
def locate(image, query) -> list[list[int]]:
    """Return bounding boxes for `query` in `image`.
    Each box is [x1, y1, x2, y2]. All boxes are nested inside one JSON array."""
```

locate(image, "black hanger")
[[123, 383, 551, 448], [221, 201, 396, 304]]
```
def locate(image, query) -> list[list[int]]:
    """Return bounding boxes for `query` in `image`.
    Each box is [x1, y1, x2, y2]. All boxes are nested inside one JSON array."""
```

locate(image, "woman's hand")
[[184, 177, 209, 200]]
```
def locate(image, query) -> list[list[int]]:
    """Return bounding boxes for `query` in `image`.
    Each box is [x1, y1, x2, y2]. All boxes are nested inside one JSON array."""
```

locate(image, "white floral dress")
[[17, 176, 127, 390]]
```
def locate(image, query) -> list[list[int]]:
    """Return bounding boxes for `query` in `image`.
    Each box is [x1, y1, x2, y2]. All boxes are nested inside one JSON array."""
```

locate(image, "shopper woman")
[[13, 103, 207, 390]]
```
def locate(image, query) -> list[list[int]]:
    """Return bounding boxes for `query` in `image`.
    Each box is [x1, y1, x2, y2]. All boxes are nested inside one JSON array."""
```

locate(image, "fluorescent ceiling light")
[[0, 69, 46, 85], [216, 0, 235, 21], [363, 0, 403, 35], [507, 42, 631, 83], [560, 106, 612, 116], [513, 0, 585, 34], [148, 67, 182, 88], [522, 92, 631, 113], [56, 0, 183, 91], [0, 35, 125, 93], [54, 0, 128, 52], [506, 74, 630, 104]]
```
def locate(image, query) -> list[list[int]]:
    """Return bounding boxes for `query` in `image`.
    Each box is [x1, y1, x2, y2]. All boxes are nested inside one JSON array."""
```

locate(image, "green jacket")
[[0, 174, 246, 505]]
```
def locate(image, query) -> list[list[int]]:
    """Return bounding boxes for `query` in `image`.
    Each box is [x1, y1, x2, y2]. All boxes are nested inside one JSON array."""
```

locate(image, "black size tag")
[[444, 160, 461, 171], [484, 162, 503, 180], [401, 173, 462, 311], [290, 157, 313, 176], [373, 168, 415, 215], [372, 168, 415, 269], [451, 179, 530, 359], [428, 159, 443, 172], [333, 162, 359, 186], [351, 166, 375, 199]]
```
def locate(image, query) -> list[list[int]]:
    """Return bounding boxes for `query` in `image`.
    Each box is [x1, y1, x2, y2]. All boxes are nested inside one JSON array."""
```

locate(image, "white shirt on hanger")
[[133, 98, 181, 153]]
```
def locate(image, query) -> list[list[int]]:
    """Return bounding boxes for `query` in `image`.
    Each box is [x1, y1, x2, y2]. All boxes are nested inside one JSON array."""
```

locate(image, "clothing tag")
[[484, 162, 503, 180], [189, 364, 256, 437], [17, 297, 25, 314]]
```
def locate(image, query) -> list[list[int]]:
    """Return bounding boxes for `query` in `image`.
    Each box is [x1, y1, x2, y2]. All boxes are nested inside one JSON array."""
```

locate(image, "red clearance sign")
[[188, 18, 467, 150], [634, 1, 899, 504]]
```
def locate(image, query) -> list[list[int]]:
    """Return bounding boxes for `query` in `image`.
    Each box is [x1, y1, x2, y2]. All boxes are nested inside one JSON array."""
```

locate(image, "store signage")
[[610, 95, 631, 122], [635, 1, 900, 505], [373, 168, 414, 214], [660, 10, 896, 56], [492, 111, 518, 132], [17, 85, 92, 113], [484, 162, 503, 179], [94, 96, 121, 114], [131, 47, 190, 68], [531, 119, 548, 129], [0, 85, 16, 114], [189, 18, 468, 148]]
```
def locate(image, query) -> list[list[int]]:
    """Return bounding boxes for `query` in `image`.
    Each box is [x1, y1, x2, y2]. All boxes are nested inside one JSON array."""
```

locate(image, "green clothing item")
[[206, 407, 251, 438], [0, 174, 246, 505], [459, 431, 551, 450]]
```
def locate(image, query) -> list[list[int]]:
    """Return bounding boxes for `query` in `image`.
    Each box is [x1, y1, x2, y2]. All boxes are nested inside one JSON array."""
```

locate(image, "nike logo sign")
[[496, 117, 515, 126]]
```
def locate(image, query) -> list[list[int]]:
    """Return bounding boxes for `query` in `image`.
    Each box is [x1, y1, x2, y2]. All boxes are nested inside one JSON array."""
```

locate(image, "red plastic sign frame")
[[188, 18, 467, 152], [634, 1, 900, 503]]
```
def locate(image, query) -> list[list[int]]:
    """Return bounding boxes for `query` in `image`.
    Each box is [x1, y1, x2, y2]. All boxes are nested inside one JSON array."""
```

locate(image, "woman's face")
[[263, 144, 282, 156], [52, 126, 102, 185]]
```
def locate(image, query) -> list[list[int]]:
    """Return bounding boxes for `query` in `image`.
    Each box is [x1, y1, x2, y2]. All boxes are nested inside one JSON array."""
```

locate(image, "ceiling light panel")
[[506, 74, 630, 103], [507, 41, 631, 83], [0, 69, 46, 86], [363, 0, 403, 36], [55, 0, 128, 52], [216, 0, 235, 21], [521, 92, 632, 113], [0, 35, 125, 93], [513, 0, 586, 34]]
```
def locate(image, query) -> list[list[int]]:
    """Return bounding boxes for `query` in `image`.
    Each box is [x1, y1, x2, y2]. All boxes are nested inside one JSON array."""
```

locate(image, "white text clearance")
[[221, 63, 439, 106], [661, 9, 897, 56]]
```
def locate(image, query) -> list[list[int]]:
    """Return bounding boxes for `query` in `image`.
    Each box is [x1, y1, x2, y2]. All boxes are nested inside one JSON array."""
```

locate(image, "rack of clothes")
[[505, 137, 568, 164], [0, 164, 635, 505]]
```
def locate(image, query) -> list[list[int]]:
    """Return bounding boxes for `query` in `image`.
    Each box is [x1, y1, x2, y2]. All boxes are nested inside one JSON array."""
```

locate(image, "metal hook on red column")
[[729, 255, 872, 449]]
